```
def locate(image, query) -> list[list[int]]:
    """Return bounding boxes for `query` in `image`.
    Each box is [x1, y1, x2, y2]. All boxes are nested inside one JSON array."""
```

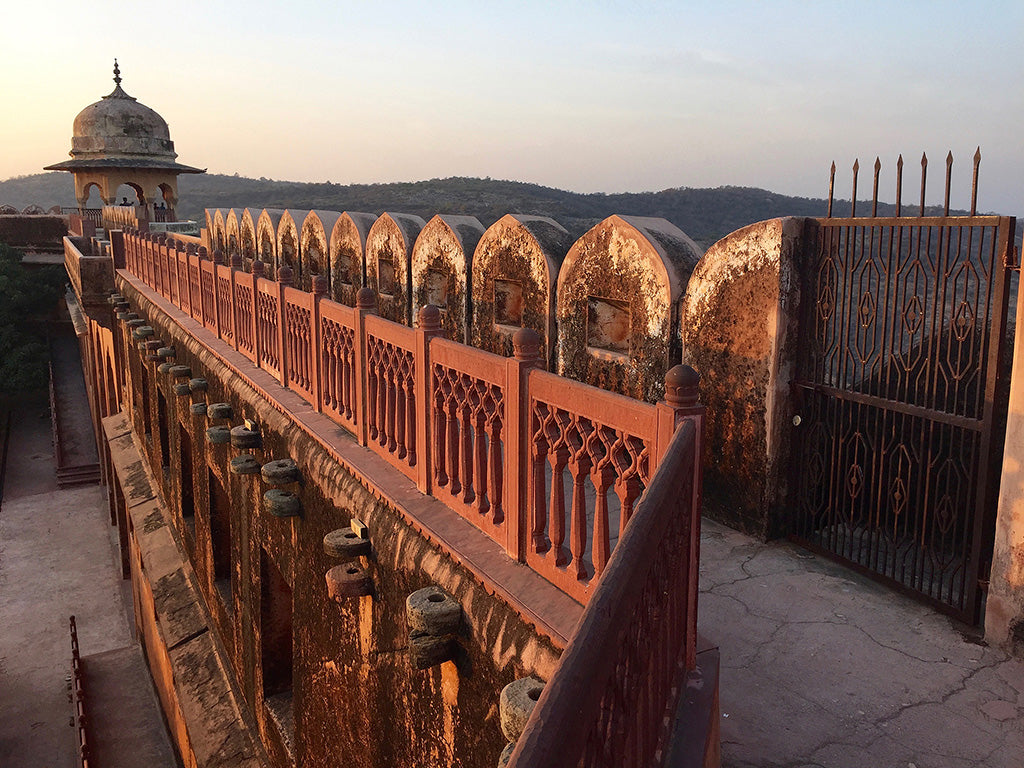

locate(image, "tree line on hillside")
[[0, 171, 1003, 251]]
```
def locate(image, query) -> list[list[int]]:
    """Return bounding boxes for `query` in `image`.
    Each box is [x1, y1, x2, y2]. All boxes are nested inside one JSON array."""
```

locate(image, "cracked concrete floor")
[[699, 518, 1023, 768]]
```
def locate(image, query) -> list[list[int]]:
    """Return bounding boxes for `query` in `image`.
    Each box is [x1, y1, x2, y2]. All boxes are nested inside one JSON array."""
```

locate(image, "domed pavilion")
[[45, 60, 203, 218]]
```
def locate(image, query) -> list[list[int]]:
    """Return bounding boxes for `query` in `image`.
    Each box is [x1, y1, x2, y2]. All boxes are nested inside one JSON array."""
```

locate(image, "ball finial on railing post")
[[312, 274, 328, 297], [213, 249, 224, 265], [251, 260, 265, 277], [186, 242, 197, 256], [197, 245, 208, 260], [418, 304, 442, 332], [356, 287, 376, 311], [230, 252, 243, 268], [664, 364, 700, 408], [276, 265, 293, 286], [513, 327, 542, 364]]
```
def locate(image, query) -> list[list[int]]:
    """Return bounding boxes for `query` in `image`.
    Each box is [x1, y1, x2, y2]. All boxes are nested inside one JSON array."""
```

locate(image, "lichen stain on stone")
[[412, 216, 484, 344], [367, 214, 420, 325], [471, 215, 569, 367], [557, 216, 698, 402]]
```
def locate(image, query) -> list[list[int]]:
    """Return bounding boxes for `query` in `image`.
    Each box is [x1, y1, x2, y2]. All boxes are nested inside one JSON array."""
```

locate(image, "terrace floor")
[[700, 518, 1023, 768]]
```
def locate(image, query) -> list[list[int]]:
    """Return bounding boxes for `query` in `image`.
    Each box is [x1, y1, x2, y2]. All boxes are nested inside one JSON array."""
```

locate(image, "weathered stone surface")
[[471, 214, 571, 367], [323, 527, 371, 559], [556, 215, 701, 402], [206, 426, 231, 445], [365, 212, 425, 325], [230, 454, 262, 475], [256, 208, 285, 272], [261, 458, 300, 485], [681, 217, 807, 537], [407, 587, 462, 637], [328, 211, 376, 306], [264, 488, 301, 517], [229, 425, 261, 450], [325, 563, 373, 599], [411, 214, 485, 344], [276, 210, 302, 279], [298, 210, 340, 292], [207, 402, 233, 420], [408, 633, 455, 670], [499, 676, 544, 742]]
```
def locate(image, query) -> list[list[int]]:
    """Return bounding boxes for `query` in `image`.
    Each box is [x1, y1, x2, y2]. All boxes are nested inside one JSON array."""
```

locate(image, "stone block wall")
[[105, 278, 566, 768]]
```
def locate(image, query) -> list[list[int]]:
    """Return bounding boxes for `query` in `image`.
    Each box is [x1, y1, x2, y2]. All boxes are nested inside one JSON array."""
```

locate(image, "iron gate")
[[790, 156, 1016, 623]]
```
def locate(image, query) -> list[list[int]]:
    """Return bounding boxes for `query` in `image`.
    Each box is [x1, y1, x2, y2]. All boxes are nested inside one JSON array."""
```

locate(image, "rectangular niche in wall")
[[425, 268, 449, 309], [209, 468, 232, 614], [587, 296, 631, 356], [494, 278, 524, 328], [336, 252, 353, 286], [378, 257, 396, 296], [261, 548, 294, 745]]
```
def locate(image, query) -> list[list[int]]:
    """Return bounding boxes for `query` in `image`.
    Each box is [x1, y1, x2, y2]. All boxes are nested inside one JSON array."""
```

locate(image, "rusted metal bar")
[[828, 161, 836, 218], [851, 158, 859, 217], [872, 157, 881, 217], [920, 152, 928, 216], [944, 151, 953, 216], [971, 147, 981, 216]]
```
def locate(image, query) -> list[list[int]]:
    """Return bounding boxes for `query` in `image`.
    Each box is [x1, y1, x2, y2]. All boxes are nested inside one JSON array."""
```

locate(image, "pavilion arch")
[[299, 210, 341, 292], [80, 181, 104, 208], [555, 215, 702, 403], [411, 214, 484, 345], [365, 212, 426, 325], [240, 208, 259, 269], [257, 209, 285, 274], [471, 214, 571, 367], [277, 210, 301, 277], [329, 212, 377, 306], [225, 209, 241, 261]]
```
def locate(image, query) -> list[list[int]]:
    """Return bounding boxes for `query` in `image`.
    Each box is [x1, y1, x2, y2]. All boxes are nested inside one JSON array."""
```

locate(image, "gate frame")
[[787, 207, 1016, 626]]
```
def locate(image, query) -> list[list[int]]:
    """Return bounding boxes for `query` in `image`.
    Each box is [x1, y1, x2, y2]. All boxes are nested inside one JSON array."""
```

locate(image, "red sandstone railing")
[[69, 615, 93, 768], [508, 408, 702, 768], [119, 230, 697, 601]]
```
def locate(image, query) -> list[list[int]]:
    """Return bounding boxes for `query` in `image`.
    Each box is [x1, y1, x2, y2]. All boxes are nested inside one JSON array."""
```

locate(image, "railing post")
[[252, 260, 265, 366], [156, 234, 168, 292], [505, 328, 543, 562], [230, 252, 243, 353], [187, 244, 198, 320], [311, 275, 327, 411], [353, 287, 377, 447], [657, 363, 703, 669], [212, 249, 224, 339], [276, 265, 292, 387], [413, 305, 445, 494]]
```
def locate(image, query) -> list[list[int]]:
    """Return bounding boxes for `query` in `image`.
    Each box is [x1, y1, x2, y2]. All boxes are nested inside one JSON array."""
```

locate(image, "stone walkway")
[[0, 394, 173, 767], [700, 519, 1023, 768]]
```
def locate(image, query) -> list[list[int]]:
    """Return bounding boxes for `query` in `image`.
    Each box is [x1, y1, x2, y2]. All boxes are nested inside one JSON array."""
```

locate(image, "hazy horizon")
[[2, 0, 1021, 214]]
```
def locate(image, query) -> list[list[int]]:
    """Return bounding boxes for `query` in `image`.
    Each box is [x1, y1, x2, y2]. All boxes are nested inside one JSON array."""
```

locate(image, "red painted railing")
[[120, 230, 698, 596], [69, 615, 93, 768], [509, 393, 703, 768]]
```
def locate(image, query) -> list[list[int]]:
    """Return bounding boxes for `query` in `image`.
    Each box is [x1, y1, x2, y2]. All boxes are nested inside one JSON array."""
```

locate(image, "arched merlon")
[[329, 212, 376, 306], [366, 212, 426, 325], [556, 215, 701, 403], [681, 216, 811, 538], [471, 214, 571, 367], [411, 215, 484, 343], [300, 210, 342, 291]]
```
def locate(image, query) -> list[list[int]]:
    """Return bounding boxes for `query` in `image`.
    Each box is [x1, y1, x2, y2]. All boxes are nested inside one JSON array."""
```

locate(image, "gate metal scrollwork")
[[790, 152, 1016, 623]]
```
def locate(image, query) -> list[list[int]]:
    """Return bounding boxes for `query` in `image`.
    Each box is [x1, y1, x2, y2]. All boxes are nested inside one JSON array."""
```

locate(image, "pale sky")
[[2, 0, 1021, 213]]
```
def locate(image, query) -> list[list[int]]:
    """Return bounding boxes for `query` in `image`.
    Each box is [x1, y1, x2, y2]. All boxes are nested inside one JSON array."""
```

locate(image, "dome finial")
[[113, 58, 121, 86]]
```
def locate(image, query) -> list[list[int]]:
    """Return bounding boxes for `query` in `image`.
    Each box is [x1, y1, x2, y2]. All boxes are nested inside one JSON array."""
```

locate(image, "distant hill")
[[0, 170, 998, 251]]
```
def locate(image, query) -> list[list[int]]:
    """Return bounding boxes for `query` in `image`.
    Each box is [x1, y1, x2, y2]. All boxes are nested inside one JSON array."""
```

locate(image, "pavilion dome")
[[69, 61, 175, 162]]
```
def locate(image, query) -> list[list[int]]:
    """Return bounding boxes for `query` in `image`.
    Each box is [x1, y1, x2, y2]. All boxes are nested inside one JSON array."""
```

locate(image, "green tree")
[[0, 242, 67, 392]]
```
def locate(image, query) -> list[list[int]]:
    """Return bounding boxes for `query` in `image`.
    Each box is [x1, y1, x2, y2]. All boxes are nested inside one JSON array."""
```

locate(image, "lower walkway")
[[0, 394, 174, 767], [701, 519, 1023, 768]]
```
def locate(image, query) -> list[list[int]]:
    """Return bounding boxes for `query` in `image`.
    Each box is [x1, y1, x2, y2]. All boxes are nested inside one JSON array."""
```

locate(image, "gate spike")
[[851, 158, 859, 217], [944, 150, 953, 216], [971, 146, 981, 215], [872, 157, 881, 217], [896, 154, 904, 217], [828, 161, 836, 218], [919, 152, 928, 216]]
